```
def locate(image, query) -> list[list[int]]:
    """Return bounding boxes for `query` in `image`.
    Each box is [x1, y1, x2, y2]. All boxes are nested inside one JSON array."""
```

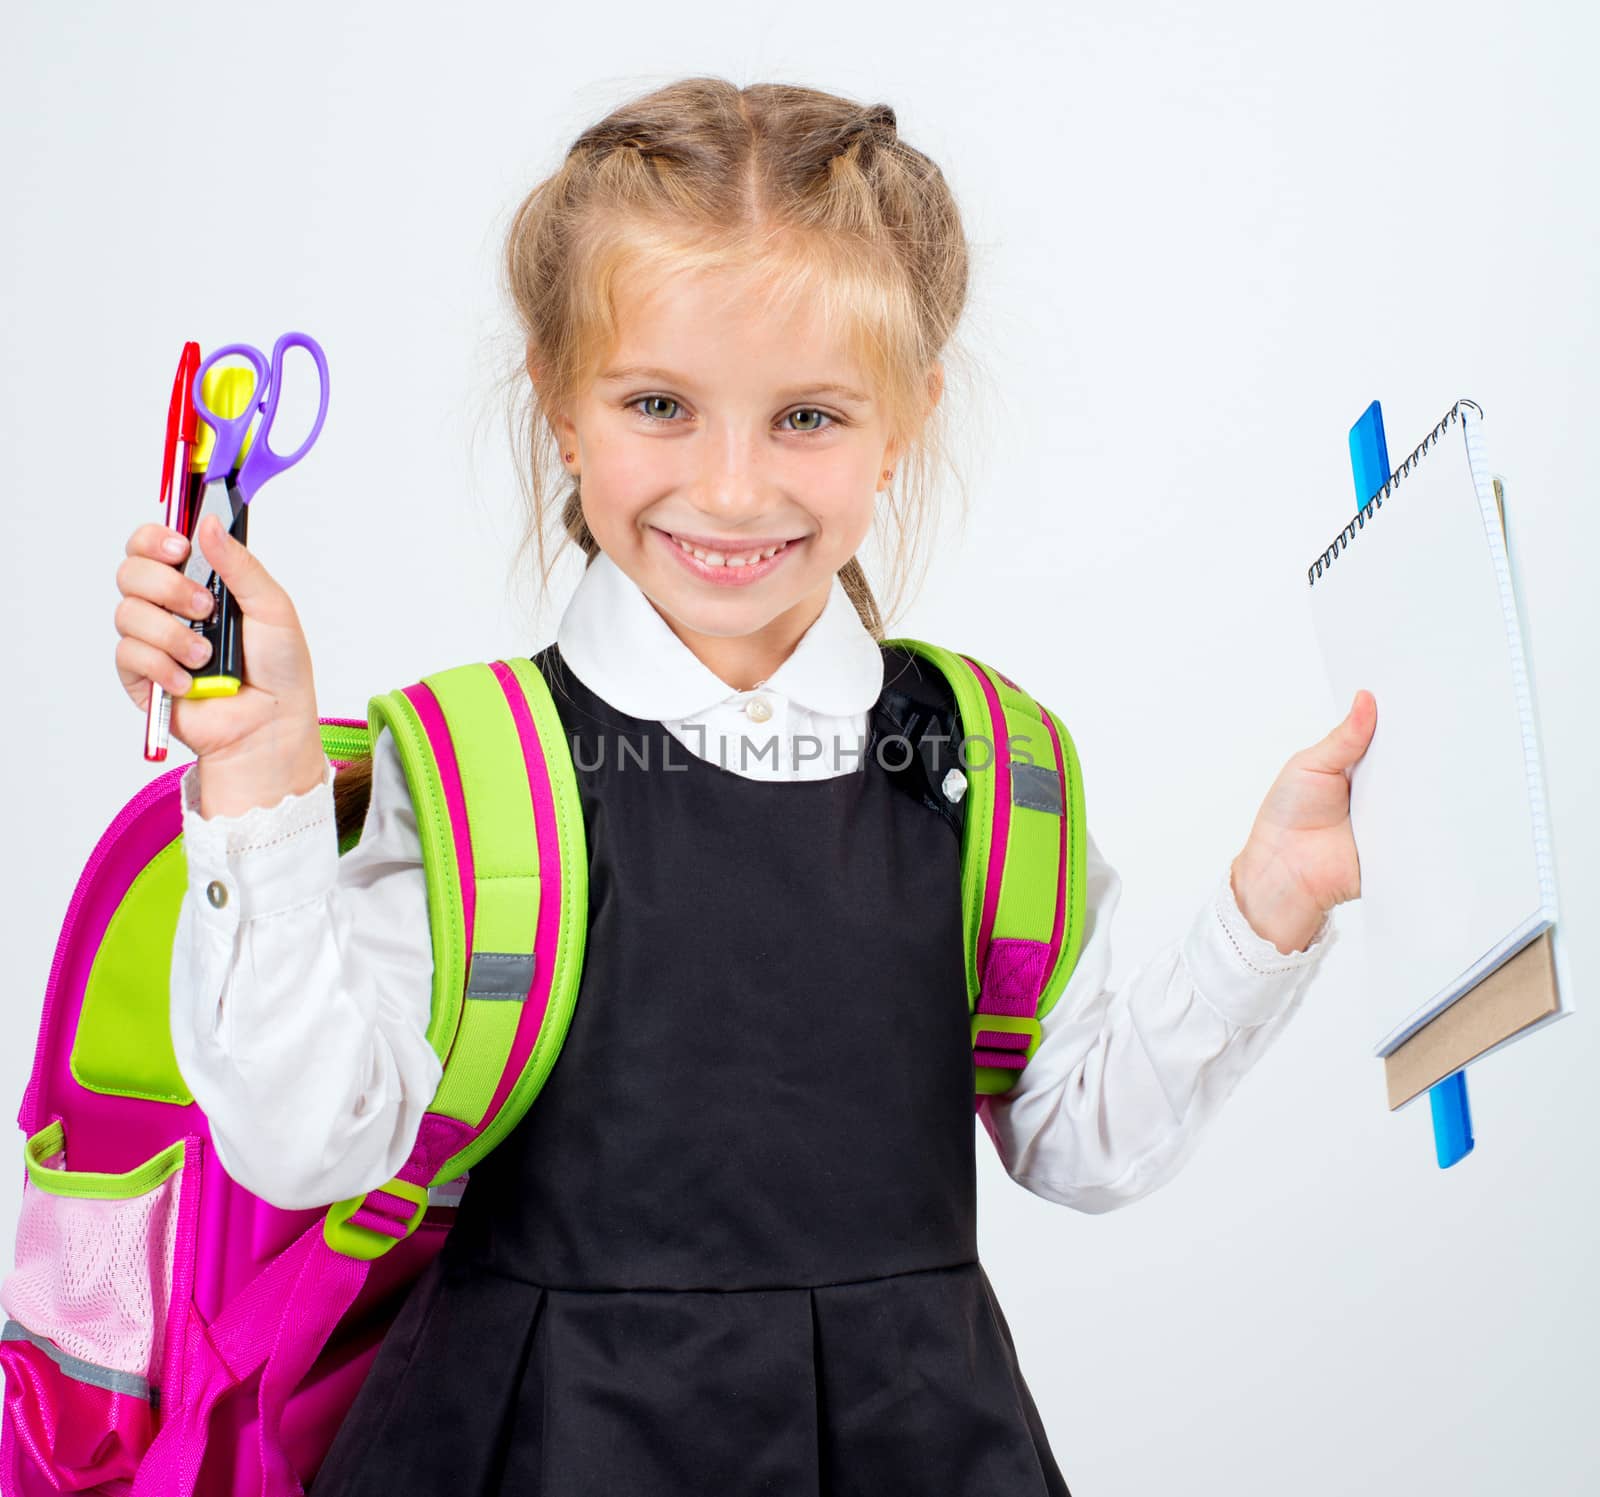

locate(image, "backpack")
[[1, 640, 1086, 1496]]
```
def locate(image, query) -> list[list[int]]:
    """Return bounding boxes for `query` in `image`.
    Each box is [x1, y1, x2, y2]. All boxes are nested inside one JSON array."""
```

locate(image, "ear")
[[526, 344, 576, 450], [881, 362, 946, 472]]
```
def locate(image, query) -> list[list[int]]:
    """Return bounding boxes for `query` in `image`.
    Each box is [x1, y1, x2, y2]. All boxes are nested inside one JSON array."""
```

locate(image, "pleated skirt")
[[311, 1250, 1072, 1496]]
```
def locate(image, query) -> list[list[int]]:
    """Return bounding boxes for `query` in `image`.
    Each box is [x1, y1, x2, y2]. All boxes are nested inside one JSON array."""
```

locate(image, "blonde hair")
[[500, 76, 976, 639]]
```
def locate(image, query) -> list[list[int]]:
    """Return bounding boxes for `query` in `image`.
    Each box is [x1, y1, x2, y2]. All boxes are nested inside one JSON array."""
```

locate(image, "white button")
[[745, 695, 773, 723], [205, 879, 230, 909], [941, 768, 968, 804]]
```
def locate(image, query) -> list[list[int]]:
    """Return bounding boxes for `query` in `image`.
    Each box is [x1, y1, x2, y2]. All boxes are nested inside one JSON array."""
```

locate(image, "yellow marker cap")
[[189, 365, 261, 473], [185, 675, 242, 699]]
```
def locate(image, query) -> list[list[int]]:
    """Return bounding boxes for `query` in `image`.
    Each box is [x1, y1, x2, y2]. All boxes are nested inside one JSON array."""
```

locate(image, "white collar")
[[555, 549, 885, 721]]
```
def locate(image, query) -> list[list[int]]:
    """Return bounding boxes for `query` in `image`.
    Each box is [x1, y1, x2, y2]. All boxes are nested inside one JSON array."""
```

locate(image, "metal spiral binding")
[[1306, 398, 1484, 586]]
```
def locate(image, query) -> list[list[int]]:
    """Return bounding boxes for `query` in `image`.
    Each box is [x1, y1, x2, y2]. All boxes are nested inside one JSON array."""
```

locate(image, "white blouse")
[[169, 552, 1336, 1213]]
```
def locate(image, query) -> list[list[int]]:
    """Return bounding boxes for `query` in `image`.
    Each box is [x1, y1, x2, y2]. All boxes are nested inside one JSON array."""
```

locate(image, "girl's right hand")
[[115, 512, 327, 815]]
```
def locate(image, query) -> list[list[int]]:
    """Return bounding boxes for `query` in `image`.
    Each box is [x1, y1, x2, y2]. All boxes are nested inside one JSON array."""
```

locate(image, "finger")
[[116, 634, 194, 701], [114, 594, 215, 670], [1300, 689, 1377, 775], [127, 522, 191, 562], [195, 513, 284, 616], [116, 553, 217, 621]]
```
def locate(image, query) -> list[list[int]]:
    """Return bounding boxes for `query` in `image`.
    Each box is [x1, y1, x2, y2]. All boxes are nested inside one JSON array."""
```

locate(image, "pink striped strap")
[[959, 655, 1071, 1080]]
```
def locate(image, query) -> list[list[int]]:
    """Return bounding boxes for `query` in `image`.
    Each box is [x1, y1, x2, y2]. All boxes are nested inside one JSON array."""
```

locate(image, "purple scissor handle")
[[191, 331, 330, 503]]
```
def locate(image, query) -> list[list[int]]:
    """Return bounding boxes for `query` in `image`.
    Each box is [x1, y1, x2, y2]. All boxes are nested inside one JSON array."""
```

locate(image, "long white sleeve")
[[976, 827, 1336, 1213], [171, 710, 1336, 1218], [169, 725, 441, 1211]]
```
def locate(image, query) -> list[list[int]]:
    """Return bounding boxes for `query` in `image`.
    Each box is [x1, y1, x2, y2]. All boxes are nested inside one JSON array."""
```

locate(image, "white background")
[[4, 2, 1597, 1492]]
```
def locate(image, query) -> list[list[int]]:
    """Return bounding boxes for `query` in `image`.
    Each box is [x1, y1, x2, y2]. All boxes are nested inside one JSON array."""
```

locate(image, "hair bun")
[[863, 103, 898, 138], [830, 103, 898, 163], [569, 117, 661, 162]]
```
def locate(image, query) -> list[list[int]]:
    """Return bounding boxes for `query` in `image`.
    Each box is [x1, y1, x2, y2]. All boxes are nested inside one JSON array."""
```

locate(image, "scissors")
[[178, 332, 329, 696], [181, 331, 330, 592]]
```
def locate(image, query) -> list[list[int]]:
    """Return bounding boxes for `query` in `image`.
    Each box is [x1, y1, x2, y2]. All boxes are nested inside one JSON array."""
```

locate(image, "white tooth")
[[672, 534, 789, 567]]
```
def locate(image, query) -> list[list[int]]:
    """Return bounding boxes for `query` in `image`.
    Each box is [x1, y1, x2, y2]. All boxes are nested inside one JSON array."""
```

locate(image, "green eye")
[[637, 395, 680, 422], [627, 398, 838, 436]]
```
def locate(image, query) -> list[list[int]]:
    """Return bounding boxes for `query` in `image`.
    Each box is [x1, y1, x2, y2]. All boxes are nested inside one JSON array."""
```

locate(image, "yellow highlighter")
[[183, 365, 258, 698]]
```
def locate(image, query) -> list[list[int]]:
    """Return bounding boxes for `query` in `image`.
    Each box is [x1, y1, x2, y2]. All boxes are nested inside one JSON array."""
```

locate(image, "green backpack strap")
[[883, 640, 1088, 1096], [323, 658, 588, 1261]]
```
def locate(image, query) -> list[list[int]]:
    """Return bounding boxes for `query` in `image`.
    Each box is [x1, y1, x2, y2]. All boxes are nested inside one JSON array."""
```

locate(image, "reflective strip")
[[1010, 761, 1062, 814], [464, 951, 537, 999], [1, 1318, 150, 1399], [428, 1174, 469, 1207]]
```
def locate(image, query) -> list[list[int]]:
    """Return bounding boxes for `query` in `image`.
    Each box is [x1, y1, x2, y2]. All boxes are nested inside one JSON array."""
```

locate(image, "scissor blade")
[[180, 479, 242, 587]]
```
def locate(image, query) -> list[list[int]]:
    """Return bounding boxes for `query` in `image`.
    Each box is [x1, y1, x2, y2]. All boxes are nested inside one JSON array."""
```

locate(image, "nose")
[[686, 423, 779, 527]]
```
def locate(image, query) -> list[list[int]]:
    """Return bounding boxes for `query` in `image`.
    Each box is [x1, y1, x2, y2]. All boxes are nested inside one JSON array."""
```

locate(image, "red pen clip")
[[146, 341, 203, 763], [160, 342, 202, 517]]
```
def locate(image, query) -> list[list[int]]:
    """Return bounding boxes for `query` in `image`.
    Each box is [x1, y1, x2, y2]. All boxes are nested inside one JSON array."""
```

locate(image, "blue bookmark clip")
[[1346, 399, 1475, 1170], [1348, 401, 1390, 508], [1429, 1072, 1475, 1168]]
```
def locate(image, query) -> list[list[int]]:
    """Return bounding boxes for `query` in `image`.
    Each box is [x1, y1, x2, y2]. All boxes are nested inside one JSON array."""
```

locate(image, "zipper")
[[319, 720, 371, 763]]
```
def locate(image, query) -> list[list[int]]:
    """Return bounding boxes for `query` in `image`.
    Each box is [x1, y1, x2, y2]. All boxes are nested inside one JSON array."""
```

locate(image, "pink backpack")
[[2, 644, 1086, 1494], [1, 660, 592, 1495]]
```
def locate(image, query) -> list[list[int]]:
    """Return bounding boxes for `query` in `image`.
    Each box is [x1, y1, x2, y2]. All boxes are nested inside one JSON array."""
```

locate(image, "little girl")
[[112, 76, 1373, 1497]]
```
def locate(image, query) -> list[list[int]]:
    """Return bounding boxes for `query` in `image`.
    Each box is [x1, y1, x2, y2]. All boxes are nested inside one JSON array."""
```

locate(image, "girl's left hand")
[[1230, 690, 1378, 955]]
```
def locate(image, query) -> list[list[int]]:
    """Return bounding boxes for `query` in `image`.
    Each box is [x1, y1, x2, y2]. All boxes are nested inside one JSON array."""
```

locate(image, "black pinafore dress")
[[312, 641, 1072, 1497]]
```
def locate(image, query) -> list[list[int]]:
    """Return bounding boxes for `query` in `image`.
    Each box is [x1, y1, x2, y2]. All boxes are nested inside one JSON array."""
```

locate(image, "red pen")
[[145, 341, 202, 762]]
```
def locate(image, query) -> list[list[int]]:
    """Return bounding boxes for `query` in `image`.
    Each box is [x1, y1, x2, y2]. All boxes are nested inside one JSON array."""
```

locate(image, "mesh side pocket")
[[1, 1127, 190, 1493], [1, 1132, 184, 1382]]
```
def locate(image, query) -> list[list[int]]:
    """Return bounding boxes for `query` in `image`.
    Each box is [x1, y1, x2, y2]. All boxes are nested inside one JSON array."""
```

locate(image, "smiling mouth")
[[657, 528, 806, 568]]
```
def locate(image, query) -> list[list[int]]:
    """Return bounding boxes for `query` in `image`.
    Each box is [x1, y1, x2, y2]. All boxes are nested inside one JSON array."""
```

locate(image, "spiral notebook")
[[1305, 400, 1568, 1106]]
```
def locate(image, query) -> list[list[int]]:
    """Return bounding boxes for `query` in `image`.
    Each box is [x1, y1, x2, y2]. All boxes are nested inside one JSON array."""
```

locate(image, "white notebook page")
[[1307, 403, 1556, 1055]]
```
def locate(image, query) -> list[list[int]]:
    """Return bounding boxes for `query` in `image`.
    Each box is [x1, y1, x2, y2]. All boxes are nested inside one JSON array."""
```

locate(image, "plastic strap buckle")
[[323, 1176, 430, 1261], [972, 1012, 1042, 1094]]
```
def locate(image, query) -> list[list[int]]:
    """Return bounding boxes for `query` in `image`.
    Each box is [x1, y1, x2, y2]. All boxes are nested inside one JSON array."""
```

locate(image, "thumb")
[[1303, 689, 1377, 774], [197, 512, 280, 616]]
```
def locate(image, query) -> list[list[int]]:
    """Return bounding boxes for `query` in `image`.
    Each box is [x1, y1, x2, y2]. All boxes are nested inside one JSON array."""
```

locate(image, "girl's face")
[[550, 264, 929, 688]]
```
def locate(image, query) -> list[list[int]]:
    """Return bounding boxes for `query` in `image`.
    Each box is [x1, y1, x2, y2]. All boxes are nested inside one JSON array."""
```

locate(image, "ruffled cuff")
[[1179, 864, 1337, 1028], [179, 756, 339, 923]]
